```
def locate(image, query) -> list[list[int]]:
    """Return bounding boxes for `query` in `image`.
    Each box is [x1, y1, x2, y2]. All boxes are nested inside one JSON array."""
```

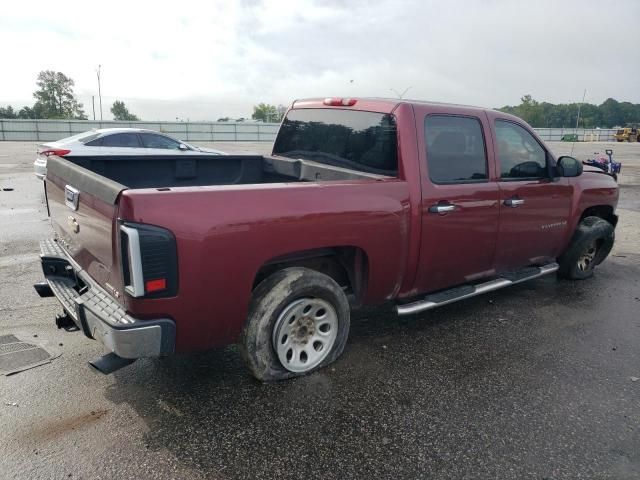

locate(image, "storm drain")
[[0, 334, 53, 375]]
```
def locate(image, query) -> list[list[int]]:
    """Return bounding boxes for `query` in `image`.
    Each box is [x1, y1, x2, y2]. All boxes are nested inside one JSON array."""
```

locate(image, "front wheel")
[[558, 216, 615, 280], [240, 267, 350, 381]]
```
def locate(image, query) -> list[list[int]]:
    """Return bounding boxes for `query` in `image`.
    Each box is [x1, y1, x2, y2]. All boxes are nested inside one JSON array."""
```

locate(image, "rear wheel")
[[240, 267, 350, 381], [558, 216, 615, 280], [576, 241, 598, 272]]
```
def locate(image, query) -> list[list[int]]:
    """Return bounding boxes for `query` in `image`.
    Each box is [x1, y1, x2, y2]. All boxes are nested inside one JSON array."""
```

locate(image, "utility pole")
[[574, 89, 586, 132], [571, 89, 587, 155], [96, 65, 103, 121], [92, 96, 96, 120]]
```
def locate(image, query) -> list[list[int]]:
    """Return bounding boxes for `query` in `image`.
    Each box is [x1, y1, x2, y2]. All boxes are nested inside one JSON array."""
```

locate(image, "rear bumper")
[[34, 158, 46, 180], [38, 239, 175, 359]]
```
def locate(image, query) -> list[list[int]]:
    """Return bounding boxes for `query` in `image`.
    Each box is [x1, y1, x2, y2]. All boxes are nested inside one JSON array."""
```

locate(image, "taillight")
[[120, 223, 178, 298], [146, 278, 167, 292], [323, 98, 357, 106], [40, 149, 71, 157]]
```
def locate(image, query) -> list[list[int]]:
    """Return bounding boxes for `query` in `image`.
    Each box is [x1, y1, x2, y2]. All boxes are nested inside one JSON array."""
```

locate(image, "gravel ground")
[[0, 140, 639, 480]]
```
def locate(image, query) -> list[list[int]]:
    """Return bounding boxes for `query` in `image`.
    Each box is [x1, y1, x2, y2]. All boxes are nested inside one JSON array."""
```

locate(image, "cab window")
[[495, 121, 547, 180], [424, 115, 487, 184]]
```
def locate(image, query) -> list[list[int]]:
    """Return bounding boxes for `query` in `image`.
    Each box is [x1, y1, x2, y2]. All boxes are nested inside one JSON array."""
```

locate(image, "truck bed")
[[48, 154, 388, 201], [44, 152, 410, 353]]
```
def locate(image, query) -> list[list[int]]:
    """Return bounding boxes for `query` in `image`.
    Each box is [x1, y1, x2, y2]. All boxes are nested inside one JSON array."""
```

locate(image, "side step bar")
[[397, 262, 559, 316]]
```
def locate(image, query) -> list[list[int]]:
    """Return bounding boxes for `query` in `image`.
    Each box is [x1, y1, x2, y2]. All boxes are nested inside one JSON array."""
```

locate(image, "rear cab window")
[[424, 115, 488, 184], [273, 108, 398, 176], [495, 120, 548, 180]]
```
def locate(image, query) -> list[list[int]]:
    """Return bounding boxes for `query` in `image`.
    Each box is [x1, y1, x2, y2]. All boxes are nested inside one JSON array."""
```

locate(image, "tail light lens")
[[40, 149, 71, 157], [120, 223, 178, 298]]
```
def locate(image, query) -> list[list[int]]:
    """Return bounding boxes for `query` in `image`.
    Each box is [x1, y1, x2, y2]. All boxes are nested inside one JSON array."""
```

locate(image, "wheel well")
[[580, 205, 617, 227], [253, 247, 369, 303]]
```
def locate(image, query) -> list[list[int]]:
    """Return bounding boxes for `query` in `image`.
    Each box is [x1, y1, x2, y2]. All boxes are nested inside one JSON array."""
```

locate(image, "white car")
[[34, 128, 226, 179]]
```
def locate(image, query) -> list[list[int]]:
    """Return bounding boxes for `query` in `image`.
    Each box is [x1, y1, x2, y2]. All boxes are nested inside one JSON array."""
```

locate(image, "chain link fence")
[[0, 119, 281, 142], [0, 119, 619, 143]]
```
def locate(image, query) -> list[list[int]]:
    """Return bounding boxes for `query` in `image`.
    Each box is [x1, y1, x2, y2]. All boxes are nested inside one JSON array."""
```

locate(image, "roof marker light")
[[323, 98, 357, 107]]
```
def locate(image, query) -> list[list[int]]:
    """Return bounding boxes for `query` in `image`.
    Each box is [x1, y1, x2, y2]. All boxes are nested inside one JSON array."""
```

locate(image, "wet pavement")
[[1, 141, 639, 479]]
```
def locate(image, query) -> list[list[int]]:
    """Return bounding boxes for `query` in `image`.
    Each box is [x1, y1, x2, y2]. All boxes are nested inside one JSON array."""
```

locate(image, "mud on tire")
[[239, 267, 350, 381], [558, 216, 615, 280]]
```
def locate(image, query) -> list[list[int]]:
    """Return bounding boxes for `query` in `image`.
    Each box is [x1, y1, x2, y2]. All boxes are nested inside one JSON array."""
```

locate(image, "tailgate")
[[45, 156, 127, 300]]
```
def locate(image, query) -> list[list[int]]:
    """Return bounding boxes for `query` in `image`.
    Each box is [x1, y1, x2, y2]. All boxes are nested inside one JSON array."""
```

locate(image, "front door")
[[413, 112, 500, 294], [491, 119, 573, 270]]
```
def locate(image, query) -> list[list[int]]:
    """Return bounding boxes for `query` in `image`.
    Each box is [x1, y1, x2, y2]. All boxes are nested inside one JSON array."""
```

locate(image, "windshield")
[[273, 108, 398, 176]]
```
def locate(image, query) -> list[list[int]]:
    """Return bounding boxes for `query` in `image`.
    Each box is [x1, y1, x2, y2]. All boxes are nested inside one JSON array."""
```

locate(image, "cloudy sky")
[[2, 0, 639, 120]]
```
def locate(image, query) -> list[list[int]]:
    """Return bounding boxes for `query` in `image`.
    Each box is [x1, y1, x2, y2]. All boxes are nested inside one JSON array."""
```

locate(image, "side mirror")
[[178, 143, 189, 151], [557, 156, 583, 177]]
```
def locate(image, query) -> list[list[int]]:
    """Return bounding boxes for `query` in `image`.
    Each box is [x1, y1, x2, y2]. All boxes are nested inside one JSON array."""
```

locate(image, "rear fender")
[[253, 246, 370, 305]]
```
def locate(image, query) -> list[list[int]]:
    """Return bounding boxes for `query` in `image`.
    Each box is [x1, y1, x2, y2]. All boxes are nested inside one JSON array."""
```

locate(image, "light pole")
[[390, 86, 412, 99], [96, 65, 103, 121], [571, 89, 587, 155]]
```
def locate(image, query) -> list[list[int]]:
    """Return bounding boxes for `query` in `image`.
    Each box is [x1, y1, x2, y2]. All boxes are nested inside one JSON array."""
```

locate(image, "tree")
[[0, 106, 17, 119], [110, 100, 139, 121], [32, 70, 86, 119], [18, 106, 37, 119], [252, 103, 281, 122], [0, 105, 41, 119], [498, 96, 640, 128]]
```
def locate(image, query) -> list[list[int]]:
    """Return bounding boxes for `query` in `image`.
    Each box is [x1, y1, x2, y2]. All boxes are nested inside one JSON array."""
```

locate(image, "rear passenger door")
[[490, 118, 573, 270], [414, 111, 500, 294]]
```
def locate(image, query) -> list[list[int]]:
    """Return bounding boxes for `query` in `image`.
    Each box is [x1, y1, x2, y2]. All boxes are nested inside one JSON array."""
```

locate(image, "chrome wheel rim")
[[272, 298, 338, 373], [577, 242, 598, 271]]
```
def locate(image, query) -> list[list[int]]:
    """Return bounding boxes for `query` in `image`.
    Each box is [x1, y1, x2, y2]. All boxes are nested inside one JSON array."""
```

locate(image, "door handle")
[[428, 203, 456, 214], [504, 198, 525, 207]]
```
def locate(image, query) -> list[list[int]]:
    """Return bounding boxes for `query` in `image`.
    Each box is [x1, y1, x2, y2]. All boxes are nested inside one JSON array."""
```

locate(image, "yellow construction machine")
[[614, 127, 639, 142]]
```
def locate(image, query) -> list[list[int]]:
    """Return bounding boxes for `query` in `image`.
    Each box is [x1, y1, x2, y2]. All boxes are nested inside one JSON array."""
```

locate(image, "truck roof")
[[292, 97, 524, 125], [293, 97, 491, 114]]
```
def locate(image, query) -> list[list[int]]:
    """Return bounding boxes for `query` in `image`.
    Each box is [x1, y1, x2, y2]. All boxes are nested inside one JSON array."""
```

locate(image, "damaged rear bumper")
[[36, 239, 175, 359]]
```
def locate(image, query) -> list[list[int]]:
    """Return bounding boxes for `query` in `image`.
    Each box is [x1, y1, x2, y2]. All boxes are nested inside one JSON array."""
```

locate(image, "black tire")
[[239, 267, 350, 381], [558, 216, 615, 280]]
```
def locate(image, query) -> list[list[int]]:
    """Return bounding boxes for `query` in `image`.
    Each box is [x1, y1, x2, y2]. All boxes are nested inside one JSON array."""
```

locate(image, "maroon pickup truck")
[[35, 97, 619, 380]]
